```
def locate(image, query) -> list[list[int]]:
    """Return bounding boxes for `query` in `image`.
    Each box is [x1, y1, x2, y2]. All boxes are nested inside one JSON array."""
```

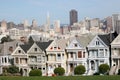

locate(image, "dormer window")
[[18, 50, 21, 53], [96, 41, 99, 45], [34, 48, 37, 51], [74, 43, 78, 47]]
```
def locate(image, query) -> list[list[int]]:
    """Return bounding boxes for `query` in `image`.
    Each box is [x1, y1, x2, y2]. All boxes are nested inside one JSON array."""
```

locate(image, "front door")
[[91, 60, 95, 70], [70, 63, 73, 72]]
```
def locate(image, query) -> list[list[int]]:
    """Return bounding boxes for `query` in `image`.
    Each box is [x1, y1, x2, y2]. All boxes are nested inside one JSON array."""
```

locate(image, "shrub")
[[19, 68, 23, 76], [29, 69, 42, 76], [93, 72, 100, 75], [7, 66, 19, 74], [74, 65, 86, 75], [54, 67, 65, 76], [99, 64, 110, 74], [118, 69, 120, 75]]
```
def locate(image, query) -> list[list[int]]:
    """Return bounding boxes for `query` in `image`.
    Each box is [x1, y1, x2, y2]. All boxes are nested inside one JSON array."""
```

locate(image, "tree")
[[28, 36, 34, 44], [74, 65, 86, 75], [29, 69, 42, 76], [54, 67, 65, 76], [99, 64, 110, 74], [1, 36, 13, 43]]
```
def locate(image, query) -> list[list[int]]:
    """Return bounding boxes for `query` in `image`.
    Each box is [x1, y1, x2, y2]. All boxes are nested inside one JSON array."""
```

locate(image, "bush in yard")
[[118, 69, 120, 75], [54, 67, 65, 76], [74, 65, 86, 75], [93, 72, 100, 75], [19, 68, 23, 76], [7, 66, 19, 74], [29, 69, 42, 76], [99, 64, 110, 74]]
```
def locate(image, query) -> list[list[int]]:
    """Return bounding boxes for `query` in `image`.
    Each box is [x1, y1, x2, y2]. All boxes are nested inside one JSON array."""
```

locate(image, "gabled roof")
[[98, 34, 110, 46], [20, 43, 33, 53], [36, 40, 53, 52], [76, 35, 95, 47], [98, 33, 116, 46], [111, 34, 120, 45]]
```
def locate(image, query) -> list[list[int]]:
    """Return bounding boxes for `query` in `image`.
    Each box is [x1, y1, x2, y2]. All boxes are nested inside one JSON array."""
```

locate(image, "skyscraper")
[[112, 14, 120, 34], [70, 9, 78, 25], [54, 20, 60, 33], [32, 19, 37, 27]]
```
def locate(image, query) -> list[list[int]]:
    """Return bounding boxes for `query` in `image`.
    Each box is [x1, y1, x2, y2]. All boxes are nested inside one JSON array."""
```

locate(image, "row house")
[[0, 41, 23, 74], [87, 35, 111, 75], [110, 34, 120, 75], [0, 33, 118, 76], [66, 35, 94, 75], [46, 39, 68, 76], [11, 40, 52, 76]]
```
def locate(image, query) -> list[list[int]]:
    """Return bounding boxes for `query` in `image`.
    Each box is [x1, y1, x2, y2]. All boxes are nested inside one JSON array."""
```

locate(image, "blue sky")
[[0, 0, 120, 25]]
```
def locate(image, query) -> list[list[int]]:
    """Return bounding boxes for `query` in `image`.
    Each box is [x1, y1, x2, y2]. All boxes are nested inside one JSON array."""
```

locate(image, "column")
[[89, 60, 91, 70], [7, 57, 9, 63], [19, 58, 20, 65]]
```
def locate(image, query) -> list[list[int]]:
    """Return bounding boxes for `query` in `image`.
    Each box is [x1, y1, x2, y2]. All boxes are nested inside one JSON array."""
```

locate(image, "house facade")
[[11, 40, 52, 76], [66, 35, 93, 75], [110, 34, 120, 75], [87, 35, 110, 75], [46, 39, 67, 76]]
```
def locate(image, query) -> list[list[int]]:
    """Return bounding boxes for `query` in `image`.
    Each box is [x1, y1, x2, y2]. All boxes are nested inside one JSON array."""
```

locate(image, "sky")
[[0, 0, 120, 25]]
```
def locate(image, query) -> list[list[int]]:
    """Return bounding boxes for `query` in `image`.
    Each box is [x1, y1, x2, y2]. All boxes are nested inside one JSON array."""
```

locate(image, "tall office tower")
[[105, 16, 113, 32], [0, 20, 7, 33], [54, 20, 60, 33], [45, 12, 50, 31], [32, 19, 37, 27], [23, 19, 29, 27], [1, 20, 7, 28], [70, 9, 78, 26], [84, 17, 91, 31], [112, 14, 120, 34]]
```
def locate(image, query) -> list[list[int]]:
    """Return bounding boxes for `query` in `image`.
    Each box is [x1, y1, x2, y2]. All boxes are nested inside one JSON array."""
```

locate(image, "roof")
[[20, 43, 33, 53], [98, 33, 116, 46], [76, 34, 95, 47], [36, 40, 53, 52]]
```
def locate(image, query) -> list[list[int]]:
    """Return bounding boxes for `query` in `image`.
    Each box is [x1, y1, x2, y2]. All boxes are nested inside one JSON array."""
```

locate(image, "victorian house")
[[110, 34, 120, 75], [11, 40, 52, 76], [0, 41, 23, 74], [46, 39, 67, 76], [87, 34, 111, 75], [66, 35, 94, 75]]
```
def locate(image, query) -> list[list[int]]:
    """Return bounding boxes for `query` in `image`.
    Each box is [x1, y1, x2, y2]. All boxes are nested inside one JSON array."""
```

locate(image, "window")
[[57, 54, 61, 60], [70, 52, 73, 58], [74, 44, 78, 47], [99, 49, 104, 57], [37, 55, 41, 62], [18, 50, 21, 53], [16, 57, 19, 63], [83, 52, 85, 58], [34, 48, 37, 51], [78, 51, 82, 58], [96, 41, 99, 45], [5, 58, 7, 63]]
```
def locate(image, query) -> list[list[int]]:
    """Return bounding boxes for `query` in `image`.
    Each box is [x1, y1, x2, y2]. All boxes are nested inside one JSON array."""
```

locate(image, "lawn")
[[0, 75, 120, 80]]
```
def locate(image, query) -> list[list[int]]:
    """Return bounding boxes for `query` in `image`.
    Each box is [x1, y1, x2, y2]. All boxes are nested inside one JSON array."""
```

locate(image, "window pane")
[[78, 51, 82, 58]]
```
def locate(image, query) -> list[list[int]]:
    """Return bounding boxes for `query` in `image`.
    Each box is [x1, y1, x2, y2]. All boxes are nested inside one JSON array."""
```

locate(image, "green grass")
[[0, 75, 120, 80]]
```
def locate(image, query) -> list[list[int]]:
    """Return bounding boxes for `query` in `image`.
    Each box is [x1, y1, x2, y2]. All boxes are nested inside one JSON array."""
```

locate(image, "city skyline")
[[0, 0, 120, 25]]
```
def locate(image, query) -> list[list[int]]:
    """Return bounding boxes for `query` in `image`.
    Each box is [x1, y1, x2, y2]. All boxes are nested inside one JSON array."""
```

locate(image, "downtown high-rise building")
[[112, 14, 120, 34], [70, 9, 78, 26], [32, 19, 37, 27]]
